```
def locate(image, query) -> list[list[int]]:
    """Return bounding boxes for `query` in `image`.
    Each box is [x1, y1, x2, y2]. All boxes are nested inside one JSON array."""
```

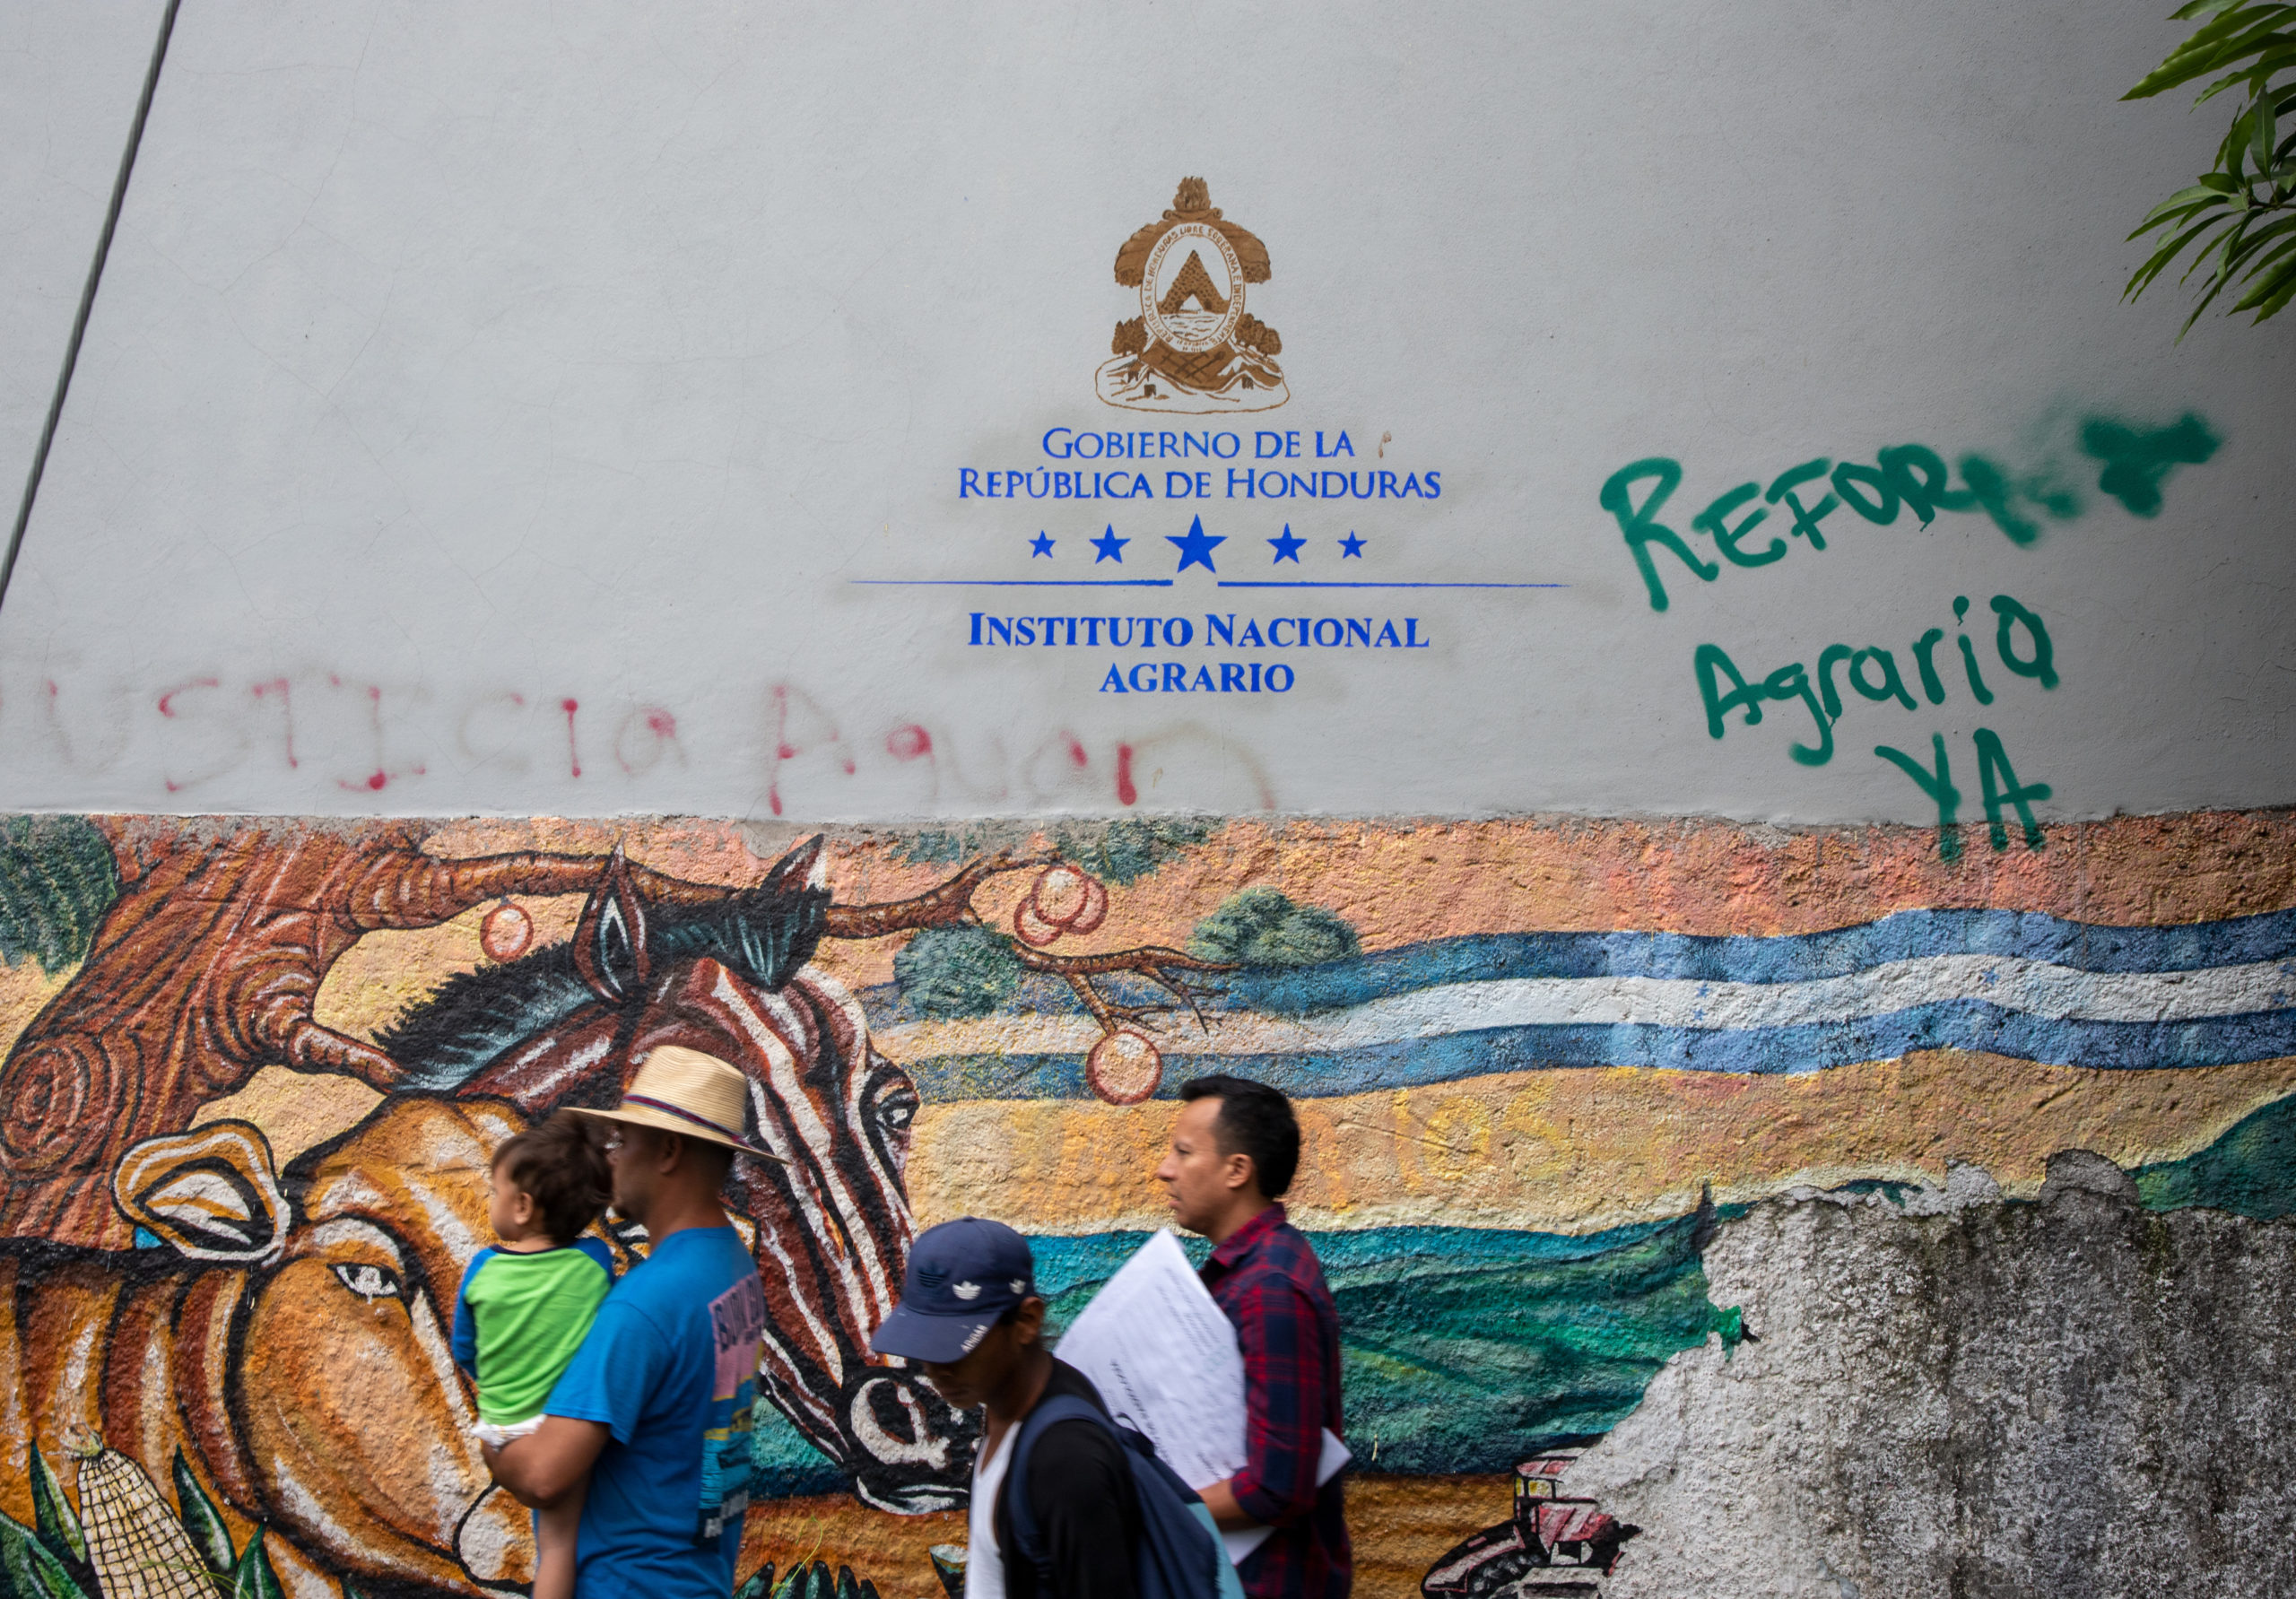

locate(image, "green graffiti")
[[2079, 413, 2221, 517], [1692, 594, 2054, 773], [1692, 482, 1787, 568], [1873, 728, 2051, 857], [1912, 629, 1949, 703], [1974, 727, 2050, 850], [1765, 459, 1837, 549], [1609, 413, 2216, 611], [1990, 595, 2057, 689], [1693, 645, 1832, 765], [1874, 735, 1963, 862], [1602, 458, 1716, 611]]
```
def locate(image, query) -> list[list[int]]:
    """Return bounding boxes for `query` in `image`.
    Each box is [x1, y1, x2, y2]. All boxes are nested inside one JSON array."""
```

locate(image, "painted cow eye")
[[333, 1263, 402, 1301]]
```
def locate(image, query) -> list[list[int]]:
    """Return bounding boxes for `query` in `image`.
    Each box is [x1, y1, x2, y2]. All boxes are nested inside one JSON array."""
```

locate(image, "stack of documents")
[[1054, 1230, 1349, 1563]]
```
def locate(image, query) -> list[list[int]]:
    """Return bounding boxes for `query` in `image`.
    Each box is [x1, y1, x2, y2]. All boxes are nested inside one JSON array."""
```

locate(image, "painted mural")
[[2, 809, 2295, 1599]]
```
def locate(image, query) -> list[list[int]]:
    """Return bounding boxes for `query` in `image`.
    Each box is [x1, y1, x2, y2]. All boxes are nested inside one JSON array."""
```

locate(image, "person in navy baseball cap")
[[872, 1219, 1148, 1599], [871, 1216, 1038, 1365]]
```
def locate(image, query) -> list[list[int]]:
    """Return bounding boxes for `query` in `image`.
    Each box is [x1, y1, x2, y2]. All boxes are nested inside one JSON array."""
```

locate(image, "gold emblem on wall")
[[1097, 178, 1288, 413]]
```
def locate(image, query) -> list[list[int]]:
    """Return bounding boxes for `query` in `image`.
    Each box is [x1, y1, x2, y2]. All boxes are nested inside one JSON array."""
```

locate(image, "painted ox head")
[[380, 839, 977, 1513], [114, 1100, 543, 1595]]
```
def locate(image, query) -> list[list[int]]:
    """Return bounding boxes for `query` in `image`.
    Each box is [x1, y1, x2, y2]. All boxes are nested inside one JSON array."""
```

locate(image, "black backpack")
[[1004, 1395, 1244, 1599]]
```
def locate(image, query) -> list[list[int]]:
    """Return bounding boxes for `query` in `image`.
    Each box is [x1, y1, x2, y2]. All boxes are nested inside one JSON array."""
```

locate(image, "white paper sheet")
[[1053, 1229, 1349, 1567]]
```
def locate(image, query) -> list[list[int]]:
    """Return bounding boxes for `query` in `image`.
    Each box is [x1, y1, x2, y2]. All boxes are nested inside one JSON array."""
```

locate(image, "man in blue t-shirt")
[[483, 1047, 771, 1598]]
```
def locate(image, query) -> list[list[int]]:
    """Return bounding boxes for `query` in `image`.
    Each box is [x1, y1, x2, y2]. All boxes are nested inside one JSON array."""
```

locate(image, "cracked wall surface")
[[1574, 1152, 2296, 1599]]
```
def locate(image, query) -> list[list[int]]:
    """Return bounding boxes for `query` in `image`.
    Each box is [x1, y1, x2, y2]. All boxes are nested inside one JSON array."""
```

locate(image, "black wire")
[[0, 0, 183, 621]]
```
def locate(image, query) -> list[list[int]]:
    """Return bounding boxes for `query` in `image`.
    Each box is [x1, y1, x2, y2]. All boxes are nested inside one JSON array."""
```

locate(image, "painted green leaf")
[[26, 1447, 92, 1595], [894, 926, 1023, 1018], [1054, 818, 1213, 886], [171, 1450, 236, 1577], [0, 816, 120, 975], [230, 1528, 286, 1599], [1187, 888, 1361, 968], [734, 1561, 776, 1599], [0, 1508, 92, 1599]]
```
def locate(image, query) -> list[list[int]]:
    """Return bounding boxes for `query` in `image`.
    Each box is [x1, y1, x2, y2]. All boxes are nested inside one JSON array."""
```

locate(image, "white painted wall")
[[0, 1, 2288, 822], [0, 4, 165, 550]]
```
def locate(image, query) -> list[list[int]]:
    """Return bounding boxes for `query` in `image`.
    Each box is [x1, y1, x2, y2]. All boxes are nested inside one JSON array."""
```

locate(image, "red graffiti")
[[251, 677, 298, 768], [1116, 743, 1139, 805]]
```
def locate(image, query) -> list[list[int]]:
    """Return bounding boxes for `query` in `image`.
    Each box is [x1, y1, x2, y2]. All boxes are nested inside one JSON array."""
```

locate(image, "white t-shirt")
[[965, 1425, 1013, 1599]]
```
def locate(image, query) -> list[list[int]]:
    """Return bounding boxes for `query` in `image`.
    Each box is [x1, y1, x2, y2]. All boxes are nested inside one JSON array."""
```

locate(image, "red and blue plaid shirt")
[[1201, 1204, 1351, 1599]]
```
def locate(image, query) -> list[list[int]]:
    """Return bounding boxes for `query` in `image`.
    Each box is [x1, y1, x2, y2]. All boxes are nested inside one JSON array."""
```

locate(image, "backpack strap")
[[1002, 1395, 1123, 1583]]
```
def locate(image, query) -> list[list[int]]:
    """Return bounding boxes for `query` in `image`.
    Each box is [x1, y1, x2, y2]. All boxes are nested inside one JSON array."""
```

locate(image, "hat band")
[[622, 1091, 744, 1143]]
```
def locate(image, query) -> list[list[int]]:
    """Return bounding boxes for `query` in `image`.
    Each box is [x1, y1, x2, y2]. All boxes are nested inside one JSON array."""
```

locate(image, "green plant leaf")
[[27, 1448, 86, 1573], [2134, 181, 2231, 230], [0, 1508, 91, 1599], [171, 1450, 236, 1577], [25, 1448, 94, 1598], [2233, 249, 2296, 313], [230, 1527, 286, 1599], [0, 817, 121, 975], [2126, 215, 2233, 298]]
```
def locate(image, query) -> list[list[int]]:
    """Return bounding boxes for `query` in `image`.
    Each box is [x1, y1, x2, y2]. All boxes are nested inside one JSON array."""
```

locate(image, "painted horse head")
[[378, 839, 977, 1513]]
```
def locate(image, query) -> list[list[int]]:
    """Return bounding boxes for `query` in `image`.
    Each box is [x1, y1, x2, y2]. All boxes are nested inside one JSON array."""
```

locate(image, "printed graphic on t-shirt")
[[697, 1273, 767, 1544]]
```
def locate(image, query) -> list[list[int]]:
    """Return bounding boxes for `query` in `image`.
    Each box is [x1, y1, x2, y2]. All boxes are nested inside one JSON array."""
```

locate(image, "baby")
[[452, 1112, 615, 1599]]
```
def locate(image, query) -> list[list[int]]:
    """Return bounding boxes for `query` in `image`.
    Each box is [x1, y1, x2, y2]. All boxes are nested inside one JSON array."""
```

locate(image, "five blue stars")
[[1015, 520, 1371, 570], [1167, 515, 1225, 574]]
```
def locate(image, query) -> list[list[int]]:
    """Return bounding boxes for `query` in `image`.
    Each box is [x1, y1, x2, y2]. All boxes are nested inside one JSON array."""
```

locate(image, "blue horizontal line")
[[896, 1005, 2296, 1102], [850, 578, 1176, 587], [1213, 580, 1567, 589]]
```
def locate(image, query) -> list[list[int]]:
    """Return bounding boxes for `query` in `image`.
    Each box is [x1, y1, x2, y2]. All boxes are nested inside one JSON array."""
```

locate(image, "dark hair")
[[1179, 1074, 1300, 1198], [492, 1112, 612, 1244]]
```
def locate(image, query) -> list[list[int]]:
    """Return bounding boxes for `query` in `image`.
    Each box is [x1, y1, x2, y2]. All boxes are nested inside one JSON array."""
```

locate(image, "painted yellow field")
[[738, 1475, 1510, 1599], [908, 1050, 2296, 1234]]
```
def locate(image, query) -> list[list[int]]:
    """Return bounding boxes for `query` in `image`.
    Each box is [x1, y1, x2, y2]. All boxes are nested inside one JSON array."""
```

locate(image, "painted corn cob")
[[69, 1443, 221, 1599]]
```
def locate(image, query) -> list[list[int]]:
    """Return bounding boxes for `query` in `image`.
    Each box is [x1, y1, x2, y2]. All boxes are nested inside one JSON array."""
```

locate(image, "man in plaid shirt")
[[1157, 1074, 1351, 1599]]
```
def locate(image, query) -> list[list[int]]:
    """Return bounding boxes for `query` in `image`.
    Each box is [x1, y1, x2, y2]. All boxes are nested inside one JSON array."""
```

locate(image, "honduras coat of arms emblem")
[[1096, 178, 1289, 413]]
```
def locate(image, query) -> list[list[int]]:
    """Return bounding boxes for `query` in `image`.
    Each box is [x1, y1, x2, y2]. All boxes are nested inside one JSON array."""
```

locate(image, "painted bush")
[[0, 811, 2292, 1598]]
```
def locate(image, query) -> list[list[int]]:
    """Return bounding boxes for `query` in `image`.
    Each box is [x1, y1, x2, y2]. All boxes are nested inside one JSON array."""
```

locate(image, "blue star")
[[1338, 532, 1367, 558], [1029, 532, 1055, 558], [1167, 515, 1224, 574], [1268, 525, 1306, 564], [1091, 526, 1128, 563]]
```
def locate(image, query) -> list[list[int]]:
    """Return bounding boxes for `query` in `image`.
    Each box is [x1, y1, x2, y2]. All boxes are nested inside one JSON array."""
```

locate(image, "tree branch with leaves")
[[2125, 1, 2296, 333]]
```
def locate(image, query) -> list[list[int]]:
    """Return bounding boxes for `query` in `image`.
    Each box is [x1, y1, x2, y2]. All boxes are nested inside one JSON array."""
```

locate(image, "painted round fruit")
[[481, 901, 534, 961], [1031, 864, 1092, 925], [1013, 899, 1065, 948], [1086, 1029, 1163, 1105], [1065, 875, 1109, 935]]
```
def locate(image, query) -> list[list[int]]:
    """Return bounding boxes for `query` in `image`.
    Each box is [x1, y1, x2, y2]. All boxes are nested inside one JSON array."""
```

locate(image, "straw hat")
[[570, 1046, 778, 1159]]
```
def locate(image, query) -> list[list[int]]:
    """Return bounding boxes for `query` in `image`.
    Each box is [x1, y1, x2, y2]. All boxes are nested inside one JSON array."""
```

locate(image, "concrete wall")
[[1, 6, 2292, 1599], [0, 2, 2289, 821], [4, 812, 2294, 1597]]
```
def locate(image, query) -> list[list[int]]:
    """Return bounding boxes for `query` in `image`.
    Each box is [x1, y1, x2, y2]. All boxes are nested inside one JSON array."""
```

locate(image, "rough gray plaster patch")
[[1569, 1152, 2296, 1599]]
